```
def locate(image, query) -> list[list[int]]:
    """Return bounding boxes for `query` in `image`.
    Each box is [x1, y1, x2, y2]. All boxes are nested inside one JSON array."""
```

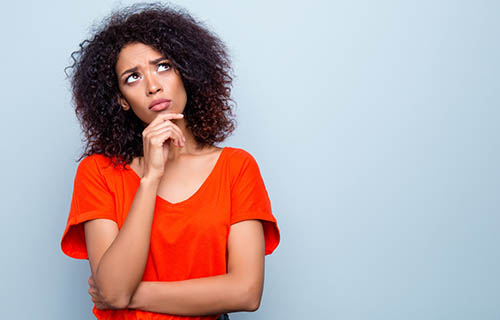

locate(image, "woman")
[[60, 2, 280, 320]]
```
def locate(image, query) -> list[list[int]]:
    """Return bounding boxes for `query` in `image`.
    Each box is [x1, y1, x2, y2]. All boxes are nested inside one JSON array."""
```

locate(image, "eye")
[[125, 73, 141, 84], [158, 62, 171, 71], [123, 62, 170, 84]]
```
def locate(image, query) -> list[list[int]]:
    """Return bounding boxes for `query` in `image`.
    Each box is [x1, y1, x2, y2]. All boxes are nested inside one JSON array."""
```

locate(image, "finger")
[[154, 112, 184, 125], [100, 303, 109, 310], [144, 113, 184, 135], [149, 126, 184, 147], [168, 128, 184, 147], [147, 116, 184, 136], [162, 121, 185, 144], [160, 112, 184, 120], [152, 124, 185, 147], [150, 129, 182, 148], [143, 117, 184, 144]]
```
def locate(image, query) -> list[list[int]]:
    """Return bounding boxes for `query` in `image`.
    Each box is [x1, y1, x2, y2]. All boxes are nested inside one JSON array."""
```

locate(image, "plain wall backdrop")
[[0, 0, 498, 319]]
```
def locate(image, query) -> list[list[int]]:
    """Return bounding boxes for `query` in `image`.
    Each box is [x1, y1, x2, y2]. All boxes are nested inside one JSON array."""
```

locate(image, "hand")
[[88, 276, 114, 310], [142, 112, 185, 180]]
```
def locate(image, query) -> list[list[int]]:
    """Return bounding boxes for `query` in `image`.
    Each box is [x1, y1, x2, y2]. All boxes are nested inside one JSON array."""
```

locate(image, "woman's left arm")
[[93, 220, 265, 316]]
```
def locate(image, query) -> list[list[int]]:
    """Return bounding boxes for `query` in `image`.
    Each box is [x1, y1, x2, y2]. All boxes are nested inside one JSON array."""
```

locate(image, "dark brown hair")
[[65, 2, 237, 169]]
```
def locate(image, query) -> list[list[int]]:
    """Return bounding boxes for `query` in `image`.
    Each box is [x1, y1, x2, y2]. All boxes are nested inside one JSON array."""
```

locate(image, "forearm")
[[128, 274, 252, 316], [95, 176, 160, 307]]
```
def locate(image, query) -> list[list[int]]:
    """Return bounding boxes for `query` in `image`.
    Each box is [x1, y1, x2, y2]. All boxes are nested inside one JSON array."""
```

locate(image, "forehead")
[[115, 42, 164, 70]]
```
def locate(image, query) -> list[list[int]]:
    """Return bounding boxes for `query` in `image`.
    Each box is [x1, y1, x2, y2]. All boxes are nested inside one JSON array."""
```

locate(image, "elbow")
[[102, 293, 131, 310], [112, 298, 131, 310], [246, 297, 261, 312], [95, 281, 131, 309], [94, 272, 133, 309], [241, 282, 263, 312]]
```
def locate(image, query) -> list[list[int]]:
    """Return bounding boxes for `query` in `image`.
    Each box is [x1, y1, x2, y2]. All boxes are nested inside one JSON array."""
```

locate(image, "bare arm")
[[84, 176, 160, 308], [84, 113, 185, 308], [126, 219, 265, 315]]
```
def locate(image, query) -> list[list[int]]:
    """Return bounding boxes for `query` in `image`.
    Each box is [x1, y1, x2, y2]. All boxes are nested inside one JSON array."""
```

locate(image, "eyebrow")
[[120, 57, 169, 79]]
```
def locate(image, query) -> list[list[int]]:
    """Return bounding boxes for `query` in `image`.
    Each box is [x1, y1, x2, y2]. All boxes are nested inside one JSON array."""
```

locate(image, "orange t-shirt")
[[60, 146, 280, 320]]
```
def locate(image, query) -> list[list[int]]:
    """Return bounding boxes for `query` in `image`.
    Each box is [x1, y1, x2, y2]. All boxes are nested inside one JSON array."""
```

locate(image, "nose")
[[146, 73, 162, 95]]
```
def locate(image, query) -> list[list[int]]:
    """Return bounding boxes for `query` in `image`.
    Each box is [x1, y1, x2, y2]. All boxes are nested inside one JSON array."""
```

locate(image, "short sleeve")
[[230, 151, 280, 255], [60, 155, 117, 259]]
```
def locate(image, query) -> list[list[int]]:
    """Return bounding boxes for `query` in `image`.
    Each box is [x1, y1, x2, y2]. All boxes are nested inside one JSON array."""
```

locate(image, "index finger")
[[150, 112, 184, 125], [146, 112, 184, 128], [161, 112, 184, 119]]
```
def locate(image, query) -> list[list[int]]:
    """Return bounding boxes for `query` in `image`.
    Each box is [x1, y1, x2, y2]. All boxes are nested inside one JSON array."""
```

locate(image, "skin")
[[115, 42, 224, 201], [116, 42, 216, 160], [84, 42, 266, 314], [88, 217, 266, 314]]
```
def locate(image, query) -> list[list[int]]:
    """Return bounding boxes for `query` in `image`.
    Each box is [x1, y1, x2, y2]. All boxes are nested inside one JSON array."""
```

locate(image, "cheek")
[[121, 87, 142, 106], [170, 72, 186, 96], [175, 80, 187, 100]]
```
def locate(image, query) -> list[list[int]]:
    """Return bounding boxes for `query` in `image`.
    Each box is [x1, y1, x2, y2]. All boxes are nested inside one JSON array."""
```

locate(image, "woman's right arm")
[[83, 112, 185, 309], [84, 176, 160, 309]]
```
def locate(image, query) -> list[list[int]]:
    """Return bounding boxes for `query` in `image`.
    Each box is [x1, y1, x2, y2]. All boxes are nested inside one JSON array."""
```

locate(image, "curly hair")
[[65, 1, 237, 170]]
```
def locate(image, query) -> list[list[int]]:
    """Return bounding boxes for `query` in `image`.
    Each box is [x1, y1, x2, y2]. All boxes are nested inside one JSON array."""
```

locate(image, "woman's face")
[[115, 42, 187, 125]]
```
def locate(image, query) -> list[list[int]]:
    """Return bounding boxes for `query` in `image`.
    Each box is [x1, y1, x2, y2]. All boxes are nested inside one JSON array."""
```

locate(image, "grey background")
[[0, 0, 498, 319]]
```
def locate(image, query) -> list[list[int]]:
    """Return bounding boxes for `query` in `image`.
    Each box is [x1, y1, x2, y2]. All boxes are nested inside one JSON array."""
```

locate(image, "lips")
[[149, 98, 171, 111], [150, 101, 171, 111]]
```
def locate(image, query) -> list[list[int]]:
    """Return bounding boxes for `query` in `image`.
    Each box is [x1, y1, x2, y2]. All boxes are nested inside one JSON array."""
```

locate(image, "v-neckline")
[[125, 147, 227, 206]]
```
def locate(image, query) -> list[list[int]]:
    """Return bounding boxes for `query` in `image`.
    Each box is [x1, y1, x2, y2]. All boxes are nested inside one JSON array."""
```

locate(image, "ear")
[[117, 94, 130, 111]]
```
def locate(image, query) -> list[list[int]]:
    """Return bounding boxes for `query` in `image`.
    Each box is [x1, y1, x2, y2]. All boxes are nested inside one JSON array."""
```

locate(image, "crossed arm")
[[85, 218, 265, 316]]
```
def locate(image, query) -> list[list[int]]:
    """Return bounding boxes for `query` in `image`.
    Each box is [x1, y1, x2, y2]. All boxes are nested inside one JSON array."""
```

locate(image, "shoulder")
[[224, 147, 263, 183], [72, 154, 122, 194], [224, 146, 261, 172], [224, 146, 257, 163], [75, 154, 117, 178], [77, 153, 110, 169]]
